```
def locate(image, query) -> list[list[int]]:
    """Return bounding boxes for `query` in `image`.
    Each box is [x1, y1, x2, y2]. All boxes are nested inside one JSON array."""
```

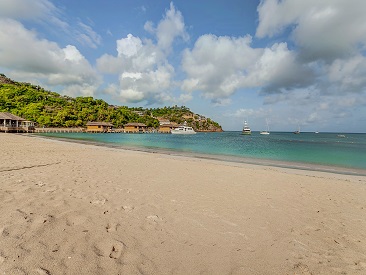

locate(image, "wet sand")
[[1, 133, 366, 274]]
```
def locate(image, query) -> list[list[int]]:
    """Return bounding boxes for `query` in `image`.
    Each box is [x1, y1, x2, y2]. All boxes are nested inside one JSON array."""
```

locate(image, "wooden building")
[[86, 122, 114, 133], [158, 123, 175, 133], [0, 112, 35, 133], [124, 123, 147, 133]]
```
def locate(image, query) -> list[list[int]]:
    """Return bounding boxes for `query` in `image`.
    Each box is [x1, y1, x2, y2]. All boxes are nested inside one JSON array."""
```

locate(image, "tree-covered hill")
[[0, 74, 222, 131]]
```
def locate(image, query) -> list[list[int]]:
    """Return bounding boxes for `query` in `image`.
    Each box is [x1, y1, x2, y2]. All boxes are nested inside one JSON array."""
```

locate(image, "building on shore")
[[124, 123, 147, 133], [86, 122, 114, 133], [0, 112, 35, 133], [158, 123, 176, 133]]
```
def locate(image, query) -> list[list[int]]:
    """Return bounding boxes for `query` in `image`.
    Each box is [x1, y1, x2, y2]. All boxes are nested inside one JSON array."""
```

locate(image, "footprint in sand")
[[66, 214, 87, 226], [90, 198, 107, 205], [293, 262, 312, 275], [109, 243, 124, 259], [36, 181, 46, 187], [93, 239, 125, 259], [35, 267, 51, 275], [146, 215, 162, 222], [106, 222, 120, 233], [121, 205, 135, 212], [0, 254, 5, 264]]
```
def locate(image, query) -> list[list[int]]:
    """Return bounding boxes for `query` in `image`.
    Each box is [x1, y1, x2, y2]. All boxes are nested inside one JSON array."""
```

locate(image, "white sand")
[[0, 133, 366, 274]]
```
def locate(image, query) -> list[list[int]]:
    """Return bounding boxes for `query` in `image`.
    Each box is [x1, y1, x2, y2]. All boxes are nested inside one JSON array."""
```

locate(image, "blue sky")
[[1, 0, 366, 132]]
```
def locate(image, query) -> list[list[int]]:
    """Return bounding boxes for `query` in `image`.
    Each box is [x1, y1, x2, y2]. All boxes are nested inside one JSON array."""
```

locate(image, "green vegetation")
[[0, 75, 222, 131]]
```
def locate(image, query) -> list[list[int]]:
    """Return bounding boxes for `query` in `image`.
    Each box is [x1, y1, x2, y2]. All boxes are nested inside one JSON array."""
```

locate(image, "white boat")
[[293, 125, 300, 134], [260, 119, 270, 135], [242, 121, 251, 135], [171, 123, 196, 134]]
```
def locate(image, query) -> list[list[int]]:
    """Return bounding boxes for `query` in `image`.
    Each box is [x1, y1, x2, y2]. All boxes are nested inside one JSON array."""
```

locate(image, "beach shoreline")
[[1, 133, 366, 274], [35, 133, 366, 177]]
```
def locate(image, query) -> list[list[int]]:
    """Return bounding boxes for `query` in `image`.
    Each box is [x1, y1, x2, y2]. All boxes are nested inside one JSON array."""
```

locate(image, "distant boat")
[[242, 121, 251, 135], [315, 131, 319, 134], [337, 134, 346, 138], [293, 125, 300, 134], [260, 119, 270, 135], [171, 122, 196, 135]]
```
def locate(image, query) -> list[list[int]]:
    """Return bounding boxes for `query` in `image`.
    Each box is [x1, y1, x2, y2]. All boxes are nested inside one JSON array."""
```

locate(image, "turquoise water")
[[38, 131, 366, 172]]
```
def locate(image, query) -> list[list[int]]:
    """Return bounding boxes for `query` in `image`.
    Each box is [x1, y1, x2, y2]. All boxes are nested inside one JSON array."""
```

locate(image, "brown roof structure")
[[0, 112, 25, 121]]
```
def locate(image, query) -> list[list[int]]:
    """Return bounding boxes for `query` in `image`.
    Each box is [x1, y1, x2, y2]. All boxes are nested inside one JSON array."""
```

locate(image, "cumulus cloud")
[[97, 3, 188, 105], [326, 55, 366, 93], [0, 0, 101, 49], [181, 35, 313, 101], [0, 18, 100, 96], [248, 0, 366, 122], [256, 0, 366, 62], [181, 35, 261, 98], [144, 2, 189, 53], [176, 0, 366, 120], [117, 34, 143, 57], [97, 34, 172, 104], [117, 64, 174, 104]]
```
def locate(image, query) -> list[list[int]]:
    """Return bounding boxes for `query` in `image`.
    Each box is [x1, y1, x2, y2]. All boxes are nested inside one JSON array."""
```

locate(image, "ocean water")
[[38, 131, 366, 174]]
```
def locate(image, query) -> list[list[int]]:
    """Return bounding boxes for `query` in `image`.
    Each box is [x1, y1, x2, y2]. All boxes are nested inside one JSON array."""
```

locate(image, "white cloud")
[[181, 35, 312, 100], [251, 0, 366, 124], [117, 34, 143, 57], [144, 2, 189, 53], [97, 33, 173, 104], [0, 0, 57, 21], [174, 0, 365, 115], [181, 35, 261, 99], [97, 34, 165, 75], [178, 93, 193, 103], [144, 21, 155, 34], [0, 18, 100, 95], [96, 3, 189, 105], [0, 0, 101, 49], [76, 22, 102, 49], [118, 65, 174, 104], [326, 55, 366, 93], [256, 0, 366, 62], [63, 45, 84, 62], [118, 88, 145, 103], [156, 2, 189, 51]]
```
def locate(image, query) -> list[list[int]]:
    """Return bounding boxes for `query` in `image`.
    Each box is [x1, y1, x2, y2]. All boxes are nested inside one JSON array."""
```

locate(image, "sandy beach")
[[0, 134, 366, 274]]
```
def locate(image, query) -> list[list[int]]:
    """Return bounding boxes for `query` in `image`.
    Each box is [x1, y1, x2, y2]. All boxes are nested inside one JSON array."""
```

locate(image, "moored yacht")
[[171, 122, 196, 134], [242, 121, 251, 135]]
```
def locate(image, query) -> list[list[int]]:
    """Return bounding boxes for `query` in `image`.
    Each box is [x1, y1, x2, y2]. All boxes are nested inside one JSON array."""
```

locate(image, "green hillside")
[[0, 74, 222, 131]]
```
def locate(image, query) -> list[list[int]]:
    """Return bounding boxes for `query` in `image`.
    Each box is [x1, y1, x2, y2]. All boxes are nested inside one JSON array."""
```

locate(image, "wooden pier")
[[34, 127, 85, 133]]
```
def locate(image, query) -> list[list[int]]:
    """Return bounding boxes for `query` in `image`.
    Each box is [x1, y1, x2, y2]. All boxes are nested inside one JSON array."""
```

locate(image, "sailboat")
[[260, 119, 270, 135], [242, 121, 251, 135]]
